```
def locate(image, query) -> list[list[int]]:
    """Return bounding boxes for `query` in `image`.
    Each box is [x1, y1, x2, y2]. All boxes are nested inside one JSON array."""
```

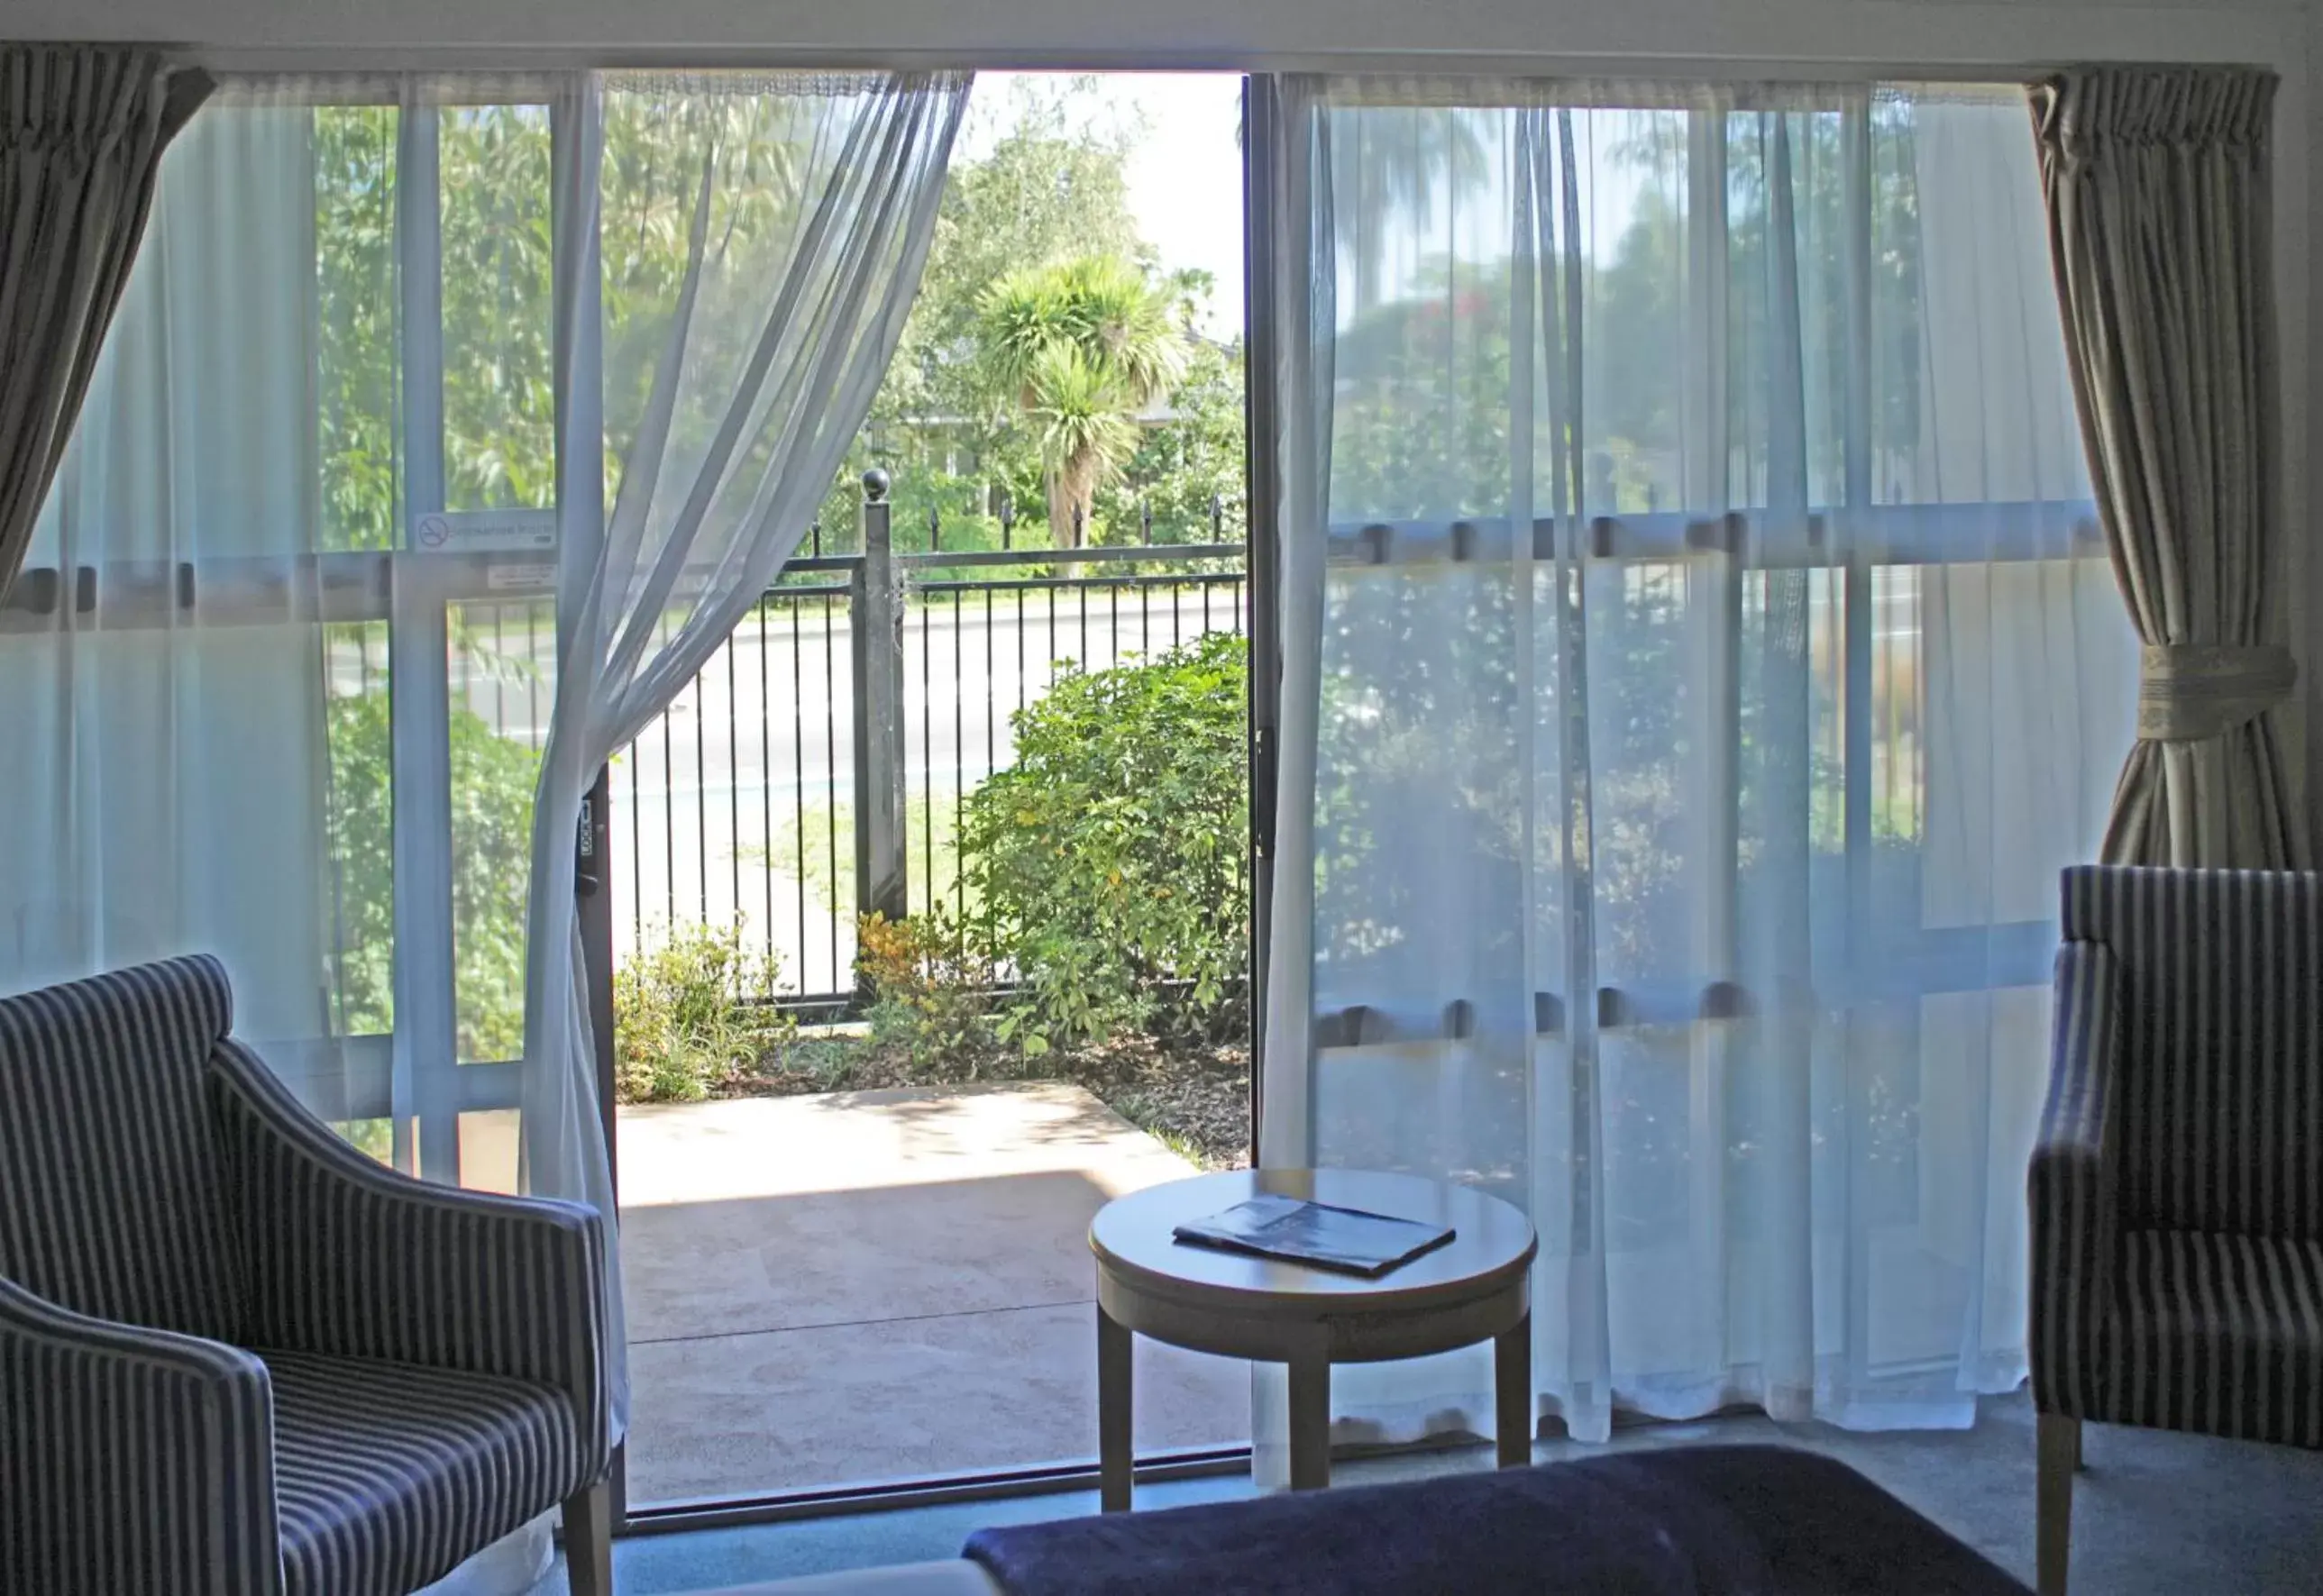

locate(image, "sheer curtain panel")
[[523, 67, 969, 1432], [1259, 78, 2133, 1462], [0, 68, 970, 1588]]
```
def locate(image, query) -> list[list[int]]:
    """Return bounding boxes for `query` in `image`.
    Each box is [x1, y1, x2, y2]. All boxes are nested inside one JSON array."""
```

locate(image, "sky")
[[962, 72, 1248, 340], [949, 73, 1660, 340]]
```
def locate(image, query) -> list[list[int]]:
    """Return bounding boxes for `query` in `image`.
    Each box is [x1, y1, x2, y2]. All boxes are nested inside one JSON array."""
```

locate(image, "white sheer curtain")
[[524, 66, 969, 1434], [0, 84, 342, 1062], [1261, 78, 2134, 1463], [1, 67, 968, 1591]]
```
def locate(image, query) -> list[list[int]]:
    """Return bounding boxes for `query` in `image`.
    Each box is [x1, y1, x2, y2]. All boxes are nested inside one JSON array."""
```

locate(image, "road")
[[591, 594, 1245, 995]]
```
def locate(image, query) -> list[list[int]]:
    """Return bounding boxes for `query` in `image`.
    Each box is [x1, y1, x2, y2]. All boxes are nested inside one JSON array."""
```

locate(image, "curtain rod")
[[173, 44, 2275, 85]]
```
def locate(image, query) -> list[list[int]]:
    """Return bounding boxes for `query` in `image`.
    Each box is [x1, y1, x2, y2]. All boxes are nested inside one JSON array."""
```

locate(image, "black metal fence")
[[610, 477, 1247, 1009]]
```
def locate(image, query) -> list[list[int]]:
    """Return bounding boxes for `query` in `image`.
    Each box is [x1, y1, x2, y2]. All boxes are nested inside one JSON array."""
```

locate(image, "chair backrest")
[[2062, 865, 2323, 1240], [0, 955, 245, 1339]]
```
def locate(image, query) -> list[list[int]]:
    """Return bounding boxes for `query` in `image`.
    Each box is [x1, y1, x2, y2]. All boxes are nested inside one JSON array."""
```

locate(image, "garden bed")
[[725, 1029, 1252, 1171]]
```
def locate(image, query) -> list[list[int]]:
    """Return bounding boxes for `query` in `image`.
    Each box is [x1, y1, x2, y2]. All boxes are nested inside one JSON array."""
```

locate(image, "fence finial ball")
[[862, 468, 892, 503]]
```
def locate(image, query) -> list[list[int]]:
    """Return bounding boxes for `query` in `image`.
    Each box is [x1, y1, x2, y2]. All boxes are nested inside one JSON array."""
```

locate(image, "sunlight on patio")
[[616, 1084, 1251, 1505]]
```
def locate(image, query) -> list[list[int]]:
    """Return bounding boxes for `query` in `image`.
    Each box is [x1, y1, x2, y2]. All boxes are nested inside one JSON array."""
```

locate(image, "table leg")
[[1287, 1354, 1331, 1491], [1099, 1303, 1133, 1512], [1495, 1311, 1533, 1468]]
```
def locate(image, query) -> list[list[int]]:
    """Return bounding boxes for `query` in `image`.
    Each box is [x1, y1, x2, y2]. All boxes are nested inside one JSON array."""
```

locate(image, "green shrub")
[[958, 631, 1248, 1053], [324, 674, 543, 1060], [855, 907, 999, 1066], [614, 921, 796, 1102]]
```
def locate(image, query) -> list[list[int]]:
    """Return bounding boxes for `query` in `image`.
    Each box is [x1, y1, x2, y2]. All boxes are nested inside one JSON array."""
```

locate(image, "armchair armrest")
[[0, 1274, 280, 1596], [2028, 938, 2123, 1420], [207, 1038, 611, 1478]]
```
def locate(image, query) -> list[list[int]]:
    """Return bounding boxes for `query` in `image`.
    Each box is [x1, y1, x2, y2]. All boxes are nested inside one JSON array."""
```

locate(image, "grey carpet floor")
[[564, 1391, 2323, 1593]]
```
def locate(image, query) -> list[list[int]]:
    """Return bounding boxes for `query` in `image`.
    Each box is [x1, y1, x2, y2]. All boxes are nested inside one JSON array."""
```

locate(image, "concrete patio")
[[617, 1083, 1251, 1505]]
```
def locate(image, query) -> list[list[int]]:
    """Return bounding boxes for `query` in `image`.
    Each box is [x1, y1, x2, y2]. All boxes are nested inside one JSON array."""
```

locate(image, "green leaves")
[[957, 631, 1249, 1051], [322, 649, 544, 1062], [974, 254, 1190, 544], [614, 920, 796, 1102]]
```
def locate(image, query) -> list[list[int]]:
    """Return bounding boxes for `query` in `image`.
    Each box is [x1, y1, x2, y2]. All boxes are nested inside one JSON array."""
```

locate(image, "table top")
[[1089, 1168, 1537, 1318]]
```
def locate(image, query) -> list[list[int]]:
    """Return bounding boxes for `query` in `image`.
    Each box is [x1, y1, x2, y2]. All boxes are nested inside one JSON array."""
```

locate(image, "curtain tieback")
[[2137, 643, 2298, 741]]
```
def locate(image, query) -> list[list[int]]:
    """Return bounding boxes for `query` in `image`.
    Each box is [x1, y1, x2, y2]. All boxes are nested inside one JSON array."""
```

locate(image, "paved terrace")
[[617, 1084, 1251, 1505]]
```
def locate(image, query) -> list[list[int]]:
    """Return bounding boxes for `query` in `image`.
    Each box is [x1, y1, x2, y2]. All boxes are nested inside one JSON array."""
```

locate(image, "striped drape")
[[0, 46, 209, 601], [2029, 68, 2306, 869]]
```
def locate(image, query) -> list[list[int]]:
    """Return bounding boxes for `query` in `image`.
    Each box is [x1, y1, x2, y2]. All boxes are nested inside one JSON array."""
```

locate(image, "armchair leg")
[[563, 1481, 613, 1596], [2037, 1413, 2078, 1596]]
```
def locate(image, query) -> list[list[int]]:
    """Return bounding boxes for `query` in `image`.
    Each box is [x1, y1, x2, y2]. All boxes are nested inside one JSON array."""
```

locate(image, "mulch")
[[725, 1030, 1252, 1170]]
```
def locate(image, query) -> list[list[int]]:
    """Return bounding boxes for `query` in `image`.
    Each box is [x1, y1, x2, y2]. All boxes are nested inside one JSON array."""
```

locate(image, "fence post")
[[852, 470, 910, 947]]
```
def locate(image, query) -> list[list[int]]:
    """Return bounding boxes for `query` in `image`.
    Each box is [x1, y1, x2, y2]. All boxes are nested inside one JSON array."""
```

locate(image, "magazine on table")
[[1171, 1193, 1456, 1278]]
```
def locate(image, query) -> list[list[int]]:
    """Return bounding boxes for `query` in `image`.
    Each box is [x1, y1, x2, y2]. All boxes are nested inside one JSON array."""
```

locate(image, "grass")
[[745, 795, 969, 920]]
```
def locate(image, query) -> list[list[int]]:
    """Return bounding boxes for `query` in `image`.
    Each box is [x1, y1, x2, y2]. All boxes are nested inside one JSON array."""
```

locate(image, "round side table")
[[1088, 1167, 1538, 1510]]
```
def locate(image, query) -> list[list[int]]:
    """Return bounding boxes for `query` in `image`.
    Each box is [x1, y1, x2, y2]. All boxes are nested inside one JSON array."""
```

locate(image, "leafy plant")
[[1094, 330, 1248, 547], [977, 255, 1188, 548], [613, 921, 796, 1103], [855, 908, 999, 1066], [958, 631, 1248, 1053], [323, 666, 543, 1060]]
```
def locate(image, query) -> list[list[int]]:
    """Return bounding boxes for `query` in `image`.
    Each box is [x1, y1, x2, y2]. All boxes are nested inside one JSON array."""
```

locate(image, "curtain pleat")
[[2030, 67, 2305, 869], [1260, 78, 2132, 1465], [0, 46, 209, 599], [520, 68, 972, 1446]]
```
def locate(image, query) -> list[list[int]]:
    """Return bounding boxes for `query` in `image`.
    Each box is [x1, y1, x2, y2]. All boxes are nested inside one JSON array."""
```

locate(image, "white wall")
[[7, 0, 2318, 841]]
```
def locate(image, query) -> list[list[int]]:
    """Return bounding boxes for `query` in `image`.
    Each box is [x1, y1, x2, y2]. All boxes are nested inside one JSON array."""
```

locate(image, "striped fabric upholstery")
[[0, 956, 246, 1339], [2060, 866, 2323, 1240], [266, 1348, 586, 1596], [2034, 867, 2323, 1449], [0, 957, 614, 1596], [2029, 938, 2121, 1420], [0, 1274, 279, 1596], [2112, 1230, 2323, 1447], [212, 1035, 613, 1474]]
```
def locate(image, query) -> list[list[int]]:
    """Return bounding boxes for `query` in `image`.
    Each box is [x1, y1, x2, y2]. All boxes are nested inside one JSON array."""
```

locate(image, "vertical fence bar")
[[984, 584, 995, 798], [727, 629, 742, 943], [919, 599, 933, 917], [694, 659, 710, 925], [823, 591, 839, 986], [852, 471, 909, 946], [759, 597, 777, 993], [626, 741, 642, 951], [661, 688, 676, 927], [953, 574, 965, 919]]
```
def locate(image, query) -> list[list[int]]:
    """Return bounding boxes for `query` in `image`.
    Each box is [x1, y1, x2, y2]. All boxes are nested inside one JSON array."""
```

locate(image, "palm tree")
[[1332, 107, 1490, 312], [977, 254, 1185, 549]]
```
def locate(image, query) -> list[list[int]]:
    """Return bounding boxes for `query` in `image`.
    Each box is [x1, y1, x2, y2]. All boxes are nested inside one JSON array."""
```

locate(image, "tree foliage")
[[819, 79, 1239, 552], [958, 633, 1248, 1052], [977, 254, 1187, 546], [323, 673, 542, 1061], [306, 82, 1254, 1065]]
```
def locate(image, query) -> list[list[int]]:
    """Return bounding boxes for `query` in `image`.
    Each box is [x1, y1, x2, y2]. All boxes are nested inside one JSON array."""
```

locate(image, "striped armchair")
[[0, 956, 616, 1596], [2031, 866, 2323, 1595]]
